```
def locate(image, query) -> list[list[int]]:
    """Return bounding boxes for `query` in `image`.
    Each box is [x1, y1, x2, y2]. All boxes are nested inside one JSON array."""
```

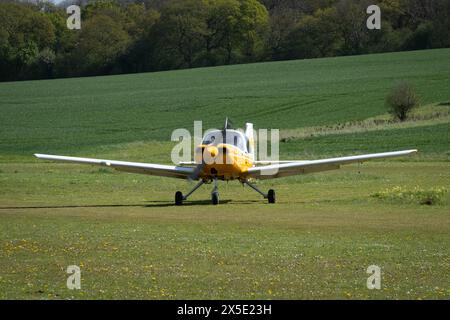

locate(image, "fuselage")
[[195, 129, 254, 181]]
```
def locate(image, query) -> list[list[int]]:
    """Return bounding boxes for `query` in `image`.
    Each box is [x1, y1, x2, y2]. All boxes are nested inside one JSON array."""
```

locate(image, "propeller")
[[189, 118, 233, 181], [223, 117, 235, 145]]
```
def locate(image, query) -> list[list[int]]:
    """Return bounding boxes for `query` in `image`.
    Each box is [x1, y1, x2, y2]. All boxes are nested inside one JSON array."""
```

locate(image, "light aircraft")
[[35, 119, 417, 205]]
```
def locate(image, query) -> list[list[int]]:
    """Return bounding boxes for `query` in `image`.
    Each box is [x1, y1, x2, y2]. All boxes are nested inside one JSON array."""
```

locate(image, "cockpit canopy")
[[202, 130, 248, 152]]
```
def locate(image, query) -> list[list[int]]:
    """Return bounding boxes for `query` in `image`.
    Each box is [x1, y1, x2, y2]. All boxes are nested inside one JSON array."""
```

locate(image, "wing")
[[246, 149, 417, 180], [34, 154, 195, 180]]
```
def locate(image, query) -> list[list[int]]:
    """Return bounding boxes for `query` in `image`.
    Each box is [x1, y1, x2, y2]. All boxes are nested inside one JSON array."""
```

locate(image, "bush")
[[386, 82, 419, 121]]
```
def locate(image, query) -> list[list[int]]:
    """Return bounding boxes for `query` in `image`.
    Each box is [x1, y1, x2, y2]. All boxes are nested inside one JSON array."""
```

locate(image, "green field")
[[0, 49, 449, 299]]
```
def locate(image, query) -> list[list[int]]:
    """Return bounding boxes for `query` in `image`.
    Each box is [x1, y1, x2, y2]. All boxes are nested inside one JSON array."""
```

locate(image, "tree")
[[386, 81, 420, 121], [0, 2, 55, 80], [37, 47, 56, 77], [334, 0, 368, 55], [284, 7, 338, 59], [2, 0, 450, 82], [202, 0, 241, 65], [266, 3, 301, 60], [201, 0, 269, 64], [237, 0, 269, 61], [430, 0, 450, 48], [155, 0, 208, 68], [74, 14, 130, 75], [120, 6, 160, 73]]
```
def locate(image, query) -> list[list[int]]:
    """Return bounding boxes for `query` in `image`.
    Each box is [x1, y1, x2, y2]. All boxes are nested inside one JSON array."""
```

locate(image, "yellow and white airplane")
[[35, 119, 417, 205]]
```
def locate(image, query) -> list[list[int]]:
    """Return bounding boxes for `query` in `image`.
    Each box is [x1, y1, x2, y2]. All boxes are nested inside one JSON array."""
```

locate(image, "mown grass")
[[0, 161, 448, 299], [0, 139, 448, 300], [0, 48, 449, 299]]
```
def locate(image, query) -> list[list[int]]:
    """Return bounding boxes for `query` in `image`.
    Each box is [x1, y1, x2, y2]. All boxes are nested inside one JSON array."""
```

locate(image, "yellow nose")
[[206, 146, 218, 158]]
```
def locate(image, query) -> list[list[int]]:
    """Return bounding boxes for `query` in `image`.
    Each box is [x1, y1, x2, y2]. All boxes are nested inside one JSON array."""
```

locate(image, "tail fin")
[[245, 123, 255, 162]]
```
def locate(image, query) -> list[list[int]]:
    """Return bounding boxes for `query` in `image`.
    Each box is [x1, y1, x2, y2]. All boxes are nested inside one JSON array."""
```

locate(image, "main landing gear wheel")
[[212, 192, 219, 205], [175, 191, 183, 206], [244, 180, 276, 204], [268, 189, 276, 204]]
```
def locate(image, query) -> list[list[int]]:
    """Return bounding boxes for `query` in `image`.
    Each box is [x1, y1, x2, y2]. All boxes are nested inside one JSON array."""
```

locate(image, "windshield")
[[202, 131, 220, 145], [202, 130, 247, 151]]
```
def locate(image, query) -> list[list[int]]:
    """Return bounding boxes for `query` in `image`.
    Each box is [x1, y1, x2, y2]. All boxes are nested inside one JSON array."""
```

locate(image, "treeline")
[[1, 0, 449, 81]]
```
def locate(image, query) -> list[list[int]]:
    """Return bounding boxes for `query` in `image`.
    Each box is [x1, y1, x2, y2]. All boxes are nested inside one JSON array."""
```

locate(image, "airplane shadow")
[[0, 199, 258, 210], [143, 199, 265, 207], [0, 204, 145, 210], [143, 199, 233, 207]]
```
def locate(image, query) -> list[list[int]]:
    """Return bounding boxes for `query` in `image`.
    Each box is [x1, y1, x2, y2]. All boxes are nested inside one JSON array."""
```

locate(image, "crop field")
[[0, 48, 449, 299]]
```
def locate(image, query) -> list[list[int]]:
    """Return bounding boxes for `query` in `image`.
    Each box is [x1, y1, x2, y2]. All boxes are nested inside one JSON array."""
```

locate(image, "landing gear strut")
[[244, 180, 276, 204], [211, 178, 219, 205], [175, 179, 275, 205], [175, 180, 204, 206]]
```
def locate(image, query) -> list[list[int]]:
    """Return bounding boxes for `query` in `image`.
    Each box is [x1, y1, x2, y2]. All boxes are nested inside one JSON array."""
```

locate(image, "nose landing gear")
[[211, 178, 219, 205]]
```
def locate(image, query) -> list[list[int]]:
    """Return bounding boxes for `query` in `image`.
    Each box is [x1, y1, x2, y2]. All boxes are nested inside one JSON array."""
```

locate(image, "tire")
[[212, 192, 219, 205], [175, 191, 183, 206], [268, 189, 275, 204]]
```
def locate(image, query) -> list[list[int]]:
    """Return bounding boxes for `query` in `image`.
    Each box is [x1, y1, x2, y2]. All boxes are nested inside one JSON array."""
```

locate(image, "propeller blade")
[[224, 117, 234, 130]]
